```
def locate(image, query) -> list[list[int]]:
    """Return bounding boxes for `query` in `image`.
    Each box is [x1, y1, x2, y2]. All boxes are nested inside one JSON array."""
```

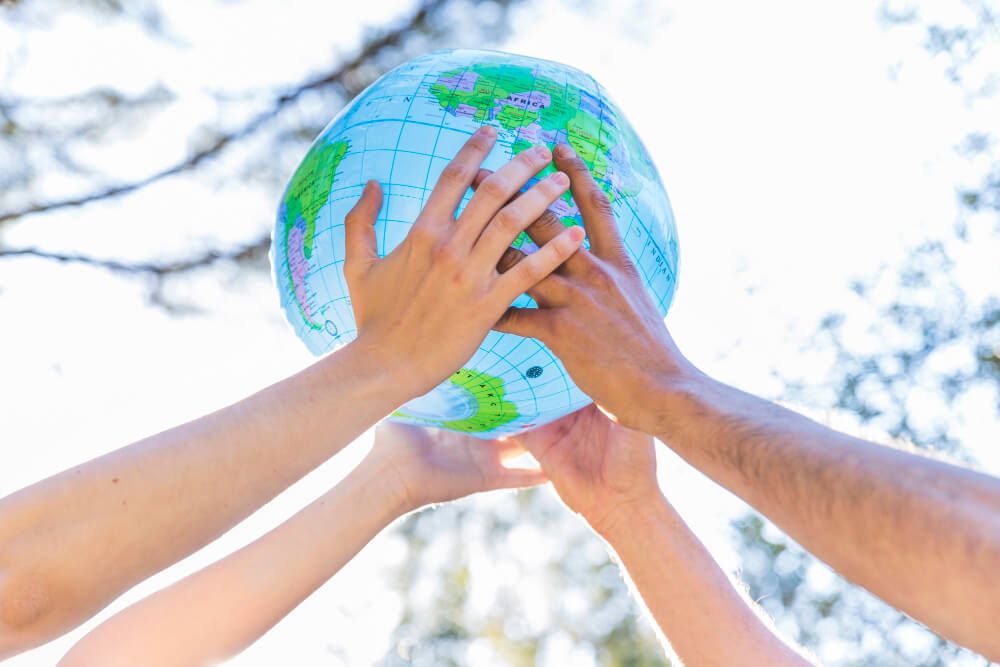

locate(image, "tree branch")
[[0, 233, 271, 275], [0, 0, 449, 225]]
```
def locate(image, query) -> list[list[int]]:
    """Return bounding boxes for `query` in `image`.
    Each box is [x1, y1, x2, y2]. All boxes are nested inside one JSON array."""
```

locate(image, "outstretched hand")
[[511, 404, 660, 536], [486, 143, 696, 433], [366, 421, 547, 511], [344, 127, 585, 400]]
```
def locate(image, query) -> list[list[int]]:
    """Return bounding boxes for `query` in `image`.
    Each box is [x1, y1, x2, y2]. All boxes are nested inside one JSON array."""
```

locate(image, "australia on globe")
[[273, 49, 679, 438]]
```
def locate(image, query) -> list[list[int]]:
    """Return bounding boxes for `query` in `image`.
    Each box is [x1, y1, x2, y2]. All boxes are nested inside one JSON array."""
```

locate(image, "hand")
[[511, 403, 660, 536], [344, 127, 585, 399], [488, 143, 699, 433], [364, 421, 547, 512]]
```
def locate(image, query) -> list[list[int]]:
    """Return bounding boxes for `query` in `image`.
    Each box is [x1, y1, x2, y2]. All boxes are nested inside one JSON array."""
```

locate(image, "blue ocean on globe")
[[273, 49, 679, 438]]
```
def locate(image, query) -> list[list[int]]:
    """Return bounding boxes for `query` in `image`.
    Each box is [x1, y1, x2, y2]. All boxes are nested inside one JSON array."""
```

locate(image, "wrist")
[[346, 334, 435, 403], [334, 337, 422, 409], [642, 361, 718, 437], [351, 453, 419, 520], [589, 489, 678, 545]]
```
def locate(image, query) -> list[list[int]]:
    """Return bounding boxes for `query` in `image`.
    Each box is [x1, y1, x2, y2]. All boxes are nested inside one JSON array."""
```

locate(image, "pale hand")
[[365, 421, 547, 512], [344, 127, 585, 399], [511, 403, 659, 536]]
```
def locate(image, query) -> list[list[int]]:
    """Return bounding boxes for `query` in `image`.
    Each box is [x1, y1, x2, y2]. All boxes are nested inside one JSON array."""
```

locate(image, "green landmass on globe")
[[281, 139, 350, 329], [273, 49, 679, 438], [393, 368, 520, 432], [427, 62, 654, 247]]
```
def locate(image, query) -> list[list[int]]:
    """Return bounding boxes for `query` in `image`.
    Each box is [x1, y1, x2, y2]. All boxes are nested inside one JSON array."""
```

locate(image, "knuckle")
[[514, 259, 544, 286], [568, 156, 590, 173], [477, 174, 509, 201], [529, 211, 562, 237], [454, 267, 474, 287], [434, 239, 462, 267], [493, 207, 523, 236], [439, 161, 472, 187], [563, 282, 586, 304], [584, 260, 614, 289], [589, 188, 613, 214], [407, 222, 435, 246]]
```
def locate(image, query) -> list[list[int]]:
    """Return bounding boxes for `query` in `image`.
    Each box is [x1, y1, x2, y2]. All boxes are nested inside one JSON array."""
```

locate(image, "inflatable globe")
[[273, 49, 679, 438]]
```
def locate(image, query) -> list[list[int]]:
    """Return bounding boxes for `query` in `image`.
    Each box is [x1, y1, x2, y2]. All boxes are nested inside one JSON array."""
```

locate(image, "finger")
[[508, 418, 571, 460], [522, 209, 567, 246], [497, 246, 575, 307], [495, 225, 584, 304], [492, 304, 557, 340], [496, 246, 527, 274], [471, 167, 521, 212], [552, 143, 627, 261], [420, 125, 497, 226], [521, 210, 590, 277], [343, 180, 383, 279], [488, 465, 548, 491], [475, 439, 546, 490], [490, 436, 525, 456], [471, 168, 493, 191], [454, 144, 554, 248], [471, 171, 569, 265]]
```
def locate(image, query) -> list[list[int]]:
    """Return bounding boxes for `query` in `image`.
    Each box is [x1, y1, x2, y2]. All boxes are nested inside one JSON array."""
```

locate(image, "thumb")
[[492, 306, 552, 341], [509, 419, 563, 462], [344, 180, 382, 277], [489, 464, 548, 491]]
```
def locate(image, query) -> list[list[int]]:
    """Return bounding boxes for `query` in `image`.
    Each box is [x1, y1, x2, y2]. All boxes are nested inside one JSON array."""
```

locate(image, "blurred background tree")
[[1, 1, 998, 665], [733, 3, 1000, 665], [0, 0, 529, 300]]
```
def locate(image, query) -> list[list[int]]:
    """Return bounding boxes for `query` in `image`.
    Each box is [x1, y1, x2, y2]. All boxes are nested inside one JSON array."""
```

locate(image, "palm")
[[371, 422, 545, 508], [517, 404, 658, 531]]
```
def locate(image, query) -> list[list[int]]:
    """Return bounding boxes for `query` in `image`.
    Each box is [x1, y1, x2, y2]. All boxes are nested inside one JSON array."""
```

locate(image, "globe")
[[273, 49, 679, 438]]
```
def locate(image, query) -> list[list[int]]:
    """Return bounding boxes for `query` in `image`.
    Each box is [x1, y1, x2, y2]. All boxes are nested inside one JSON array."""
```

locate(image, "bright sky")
[[1, 0, 998, 664]]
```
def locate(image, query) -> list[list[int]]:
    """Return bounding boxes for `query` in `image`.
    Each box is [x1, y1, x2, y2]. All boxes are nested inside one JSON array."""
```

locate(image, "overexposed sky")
[[1, 1, 998, 665]]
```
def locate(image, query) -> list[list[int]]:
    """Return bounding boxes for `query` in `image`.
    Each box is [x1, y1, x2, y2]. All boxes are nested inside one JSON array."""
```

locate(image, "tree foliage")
[[0, 0, 528, 283], [734, 2, 1000, 664], [3, 1, 1000, 664]]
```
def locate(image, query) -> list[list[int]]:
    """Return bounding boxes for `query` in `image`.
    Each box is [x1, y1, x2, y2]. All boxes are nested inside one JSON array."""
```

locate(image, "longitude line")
[[382, 70, 423, 257], [417, 63, 472, 207]]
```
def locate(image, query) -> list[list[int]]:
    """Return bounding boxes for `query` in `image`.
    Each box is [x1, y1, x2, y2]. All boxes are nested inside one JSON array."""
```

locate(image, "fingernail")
[[568, 225, 585, 242], [533, 144, 551, 161], [554, 144, 574, 159], [478, 125, 497, 138], [550, 172, 569, 187]]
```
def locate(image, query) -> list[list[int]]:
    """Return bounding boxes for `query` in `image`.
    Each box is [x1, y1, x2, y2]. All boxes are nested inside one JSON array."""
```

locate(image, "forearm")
[[59, 457, 408, 666], [0, 341, 409, 655], [655, 373, 1000, 658], [598, 493, 807, 666]]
